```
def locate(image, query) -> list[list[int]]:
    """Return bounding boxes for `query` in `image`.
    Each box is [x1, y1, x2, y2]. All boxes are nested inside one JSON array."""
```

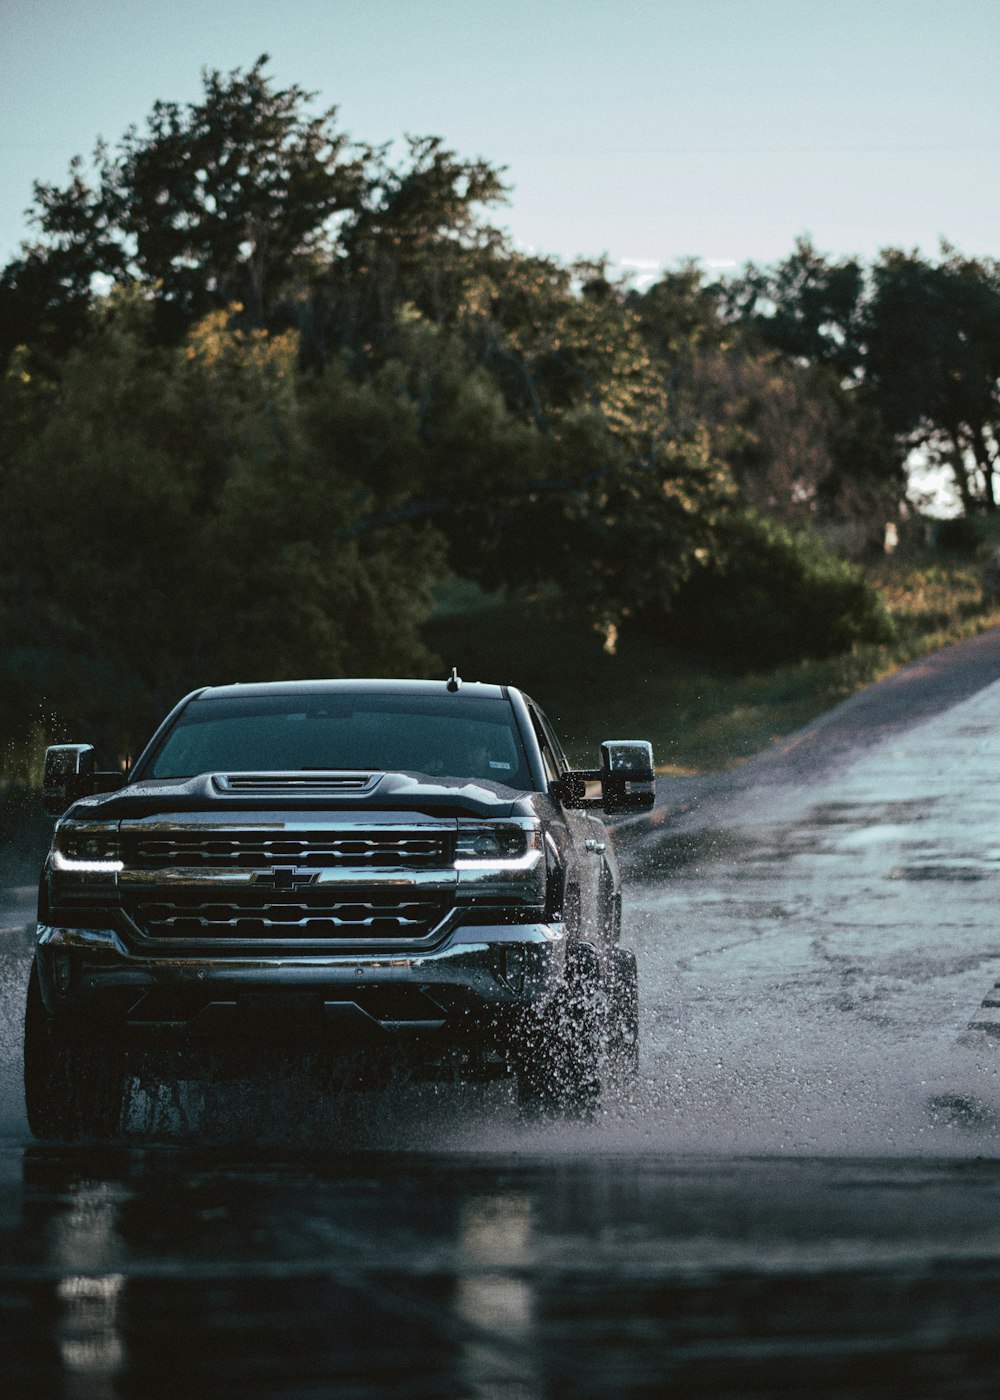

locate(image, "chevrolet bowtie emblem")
[[252, 866, 320, 890]]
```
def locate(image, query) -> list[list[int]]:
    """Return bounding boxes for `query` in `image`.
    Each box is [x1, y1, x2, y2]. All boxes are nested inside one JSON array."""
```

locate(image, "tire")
[[516, 942, 604, 1120], [606, 946, 639, 1093], [23, 962, 128, 1141]]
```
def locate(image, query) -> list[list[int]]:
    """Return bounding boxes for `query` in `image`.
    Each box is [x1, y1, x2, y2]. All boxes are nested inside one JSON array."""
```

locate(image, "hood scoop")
[[212, 772, 382, 795]]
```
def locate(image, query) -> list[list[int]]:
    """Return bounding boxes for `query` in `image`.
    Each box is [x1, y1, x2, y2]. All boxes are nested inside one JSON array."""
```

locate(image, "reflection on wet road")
[[4, 1147, 1000, 1398], [6, 641, 1000, 1395]]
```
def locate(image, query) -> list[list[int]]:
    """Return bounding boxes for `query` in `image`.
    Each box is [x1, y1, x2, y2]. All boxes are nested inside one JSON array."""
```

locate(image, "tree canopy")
[[10, 60, 977, 756], [725, 237, 1000, 514], [0, 57, 369, 356]]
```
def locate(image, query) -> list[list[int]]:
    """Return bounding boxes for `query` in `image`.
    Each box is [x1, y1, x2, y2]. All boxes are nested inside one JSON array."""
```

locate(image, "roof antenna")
[[446, 666, 462, 693]]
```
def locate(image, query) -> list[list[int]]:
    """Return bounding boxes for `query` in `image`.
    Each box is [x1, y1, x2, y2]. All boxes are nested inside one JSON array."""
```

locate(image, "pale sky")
[[2, 0, 998, 277]]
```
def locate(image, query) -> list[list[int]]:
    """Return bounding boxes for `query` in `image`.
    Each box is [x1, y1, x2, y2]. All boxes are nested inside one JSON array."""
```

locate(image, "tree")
[[719, 242, 914, 518], [626, 262, 902, 526], [415, 260, 737, 638], [660, 511, 895, 667], [0, 61, 514, 373], [866, 248, 1000, 513], [0, 291, 444, 747], [0, 163, 117, 366], [316, 135, 508, 367], [721, 237, 866, 379], [0, 57, 368, 361], [0, 64, 900, 747]]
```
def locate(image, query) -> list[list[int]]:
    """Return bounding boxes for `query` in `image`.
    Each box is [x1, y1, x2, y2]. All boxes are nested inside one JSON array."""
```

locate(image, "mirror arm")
[[551, 771, 603, 809]]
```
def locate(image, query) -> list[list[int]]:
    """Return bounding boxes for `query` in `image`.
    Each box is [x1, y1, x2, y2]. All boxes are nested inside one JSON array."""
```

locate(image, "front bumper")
[[34, 920, 568, 1045]]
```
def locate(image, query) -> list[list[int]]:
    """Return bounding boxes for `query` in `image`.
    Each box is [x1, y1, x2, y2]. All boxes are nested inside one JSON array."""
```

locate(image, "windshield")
[[146, 692, 533, 788]]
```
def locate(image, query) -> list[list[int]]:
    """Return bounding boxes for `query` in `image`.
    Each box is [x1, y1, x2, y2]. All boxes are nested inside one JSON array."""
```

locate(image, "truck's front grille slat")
[[130, 831, 450, 869], [128, 893, 450, 944]]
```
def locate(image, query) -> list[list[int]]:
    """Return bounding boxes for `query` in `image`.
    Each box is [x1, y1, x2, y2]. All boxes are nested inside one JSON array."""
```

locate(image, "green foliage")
[[866, 248, 1000, 512], [0, 290, 443, 750], [0, 57, 510, 369], [630, 258, 905, 526], [654, 514, 896, 667], [0, 64, 942, 767], [118, 57, 367, 326], [723, 237, 867, 377], [320, 135, 509, 365], [725, 238, 1000, 516], [0, 56, 368, 351], [626, 262, 726, 366], [432, 547, 996, 777]]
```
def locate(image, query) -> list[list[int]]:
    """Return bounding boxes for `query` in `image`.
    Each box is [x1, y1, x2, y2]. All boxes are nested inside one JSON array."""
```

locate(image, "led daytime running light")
[[455, 849, 543, 872], [51, 849, 124, 874], [53, 827, 122, 874]]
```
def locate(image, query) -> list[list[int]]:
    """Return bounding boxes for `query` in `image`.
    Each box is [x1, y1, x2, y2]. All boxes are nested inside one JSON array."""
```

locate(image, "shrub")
[[658, 513, 896, 667]]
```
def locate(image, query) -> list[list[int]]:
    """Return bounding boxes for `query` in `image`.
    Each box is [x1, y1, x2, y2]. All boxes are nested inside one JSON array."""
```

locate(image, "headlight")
[[455, 823, 541, 870], [52, 826, 123, 873]]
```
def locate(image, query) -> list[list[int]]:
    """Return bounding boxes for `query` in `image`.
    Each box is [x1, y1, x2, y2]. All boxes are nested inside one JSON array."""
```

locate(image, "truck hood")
[[66, 770, 541, 822]]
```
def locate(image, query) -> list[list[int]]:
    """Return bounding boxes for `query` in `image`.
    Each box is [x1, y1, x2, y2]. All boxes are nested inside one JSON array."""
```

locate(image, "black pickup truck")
[[25, 675, 654, 1137]]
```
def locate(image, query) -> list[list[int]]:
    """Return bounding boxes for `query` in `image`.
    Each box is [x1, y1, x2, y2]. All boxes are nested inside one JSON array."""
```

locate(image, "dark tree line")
[[7, 59, 994, 757]]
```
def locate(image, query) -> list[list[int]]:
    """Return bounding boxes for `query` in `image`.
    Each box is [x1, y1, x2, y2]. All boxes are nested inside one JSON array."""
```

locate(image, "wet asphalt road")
[[6, 632, 1000, 1397]]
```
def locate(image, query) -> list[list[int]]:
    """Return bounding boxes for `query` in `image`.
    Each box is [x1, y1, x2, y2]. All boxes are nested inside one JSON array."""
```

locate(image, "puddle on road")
[[1, 931, 999, 1160], [810, 798, 940, 827], [889, 864, 992, 881], [623, 828, 760, 880]]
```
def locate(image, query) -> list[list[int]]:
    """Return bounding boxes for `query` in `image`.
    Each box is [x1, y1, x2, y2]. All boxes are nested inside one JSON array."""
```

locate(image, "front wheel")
[[516, 943, 604, 1120], [23, 962, 128, 1141]]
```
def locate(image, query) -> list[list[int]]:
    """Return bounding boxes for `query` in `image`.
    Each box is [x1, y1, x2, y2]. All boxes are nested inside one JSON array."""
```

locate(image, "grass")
[[426, 552, 1000, 773]]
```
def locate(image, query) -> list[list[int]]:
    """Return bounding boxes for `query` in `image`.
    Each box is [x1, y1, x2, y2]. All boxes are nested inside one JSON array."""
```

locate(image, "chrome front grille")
[[129, 830, 452, 869], [129, 891, 450, 943], [121, 823, 457, 948]]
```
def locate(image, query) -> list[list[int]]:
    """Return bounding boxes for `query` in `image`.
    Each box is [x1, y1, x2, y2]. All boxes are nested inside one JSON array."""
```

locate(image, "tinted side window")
[[526, 705, 562, 783], [536, 708, 570, 774]]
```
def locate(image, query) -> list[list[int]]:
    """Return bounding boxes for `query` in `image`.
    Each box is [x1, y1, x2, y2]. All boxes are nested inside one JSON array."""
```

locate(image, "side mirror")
[[552, 740, 656, 814], [43, 744, 96, 815], [600, 740, 655, 814]]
